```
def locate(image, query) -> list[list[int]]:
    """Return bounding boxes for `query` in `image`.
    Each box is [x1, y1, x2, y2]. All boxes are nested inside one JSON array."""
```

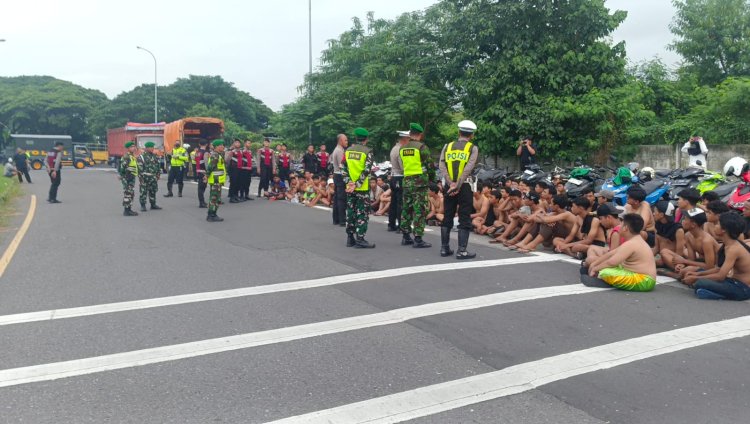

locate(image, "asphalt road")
[[0, 168, 748, 423]]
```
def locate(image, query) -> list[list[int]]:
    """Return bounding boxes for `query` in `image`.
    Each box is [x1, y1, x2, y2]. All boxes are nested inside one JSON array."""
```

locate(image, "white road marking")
[[0, 256, 561, 327], [269, 315, 750, 424], [0, 284, 607, 388]]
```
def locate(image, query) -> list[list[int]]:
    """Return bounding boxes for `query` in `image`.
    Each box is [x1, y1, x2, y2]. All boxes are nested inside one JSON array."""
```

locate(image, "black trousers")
[[258, 166, 273, 196], [388, 176, 403, 229], [228, 167, 240, 198], [48, 170, 61, 201], [17, 168, 31, 183], [167, 166, 185, 193], [239, 169, 252, 197], [198, 174, 207, 205], [332, 173, 347, 224], [442, 183, 473, 230]]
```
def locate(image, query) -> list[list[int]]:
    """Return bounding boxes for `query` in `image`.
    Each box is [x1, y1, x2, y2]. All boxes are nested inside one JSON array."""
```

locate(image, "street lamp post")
[[308, 0, 313, 144], [136, 46, 158, 123]]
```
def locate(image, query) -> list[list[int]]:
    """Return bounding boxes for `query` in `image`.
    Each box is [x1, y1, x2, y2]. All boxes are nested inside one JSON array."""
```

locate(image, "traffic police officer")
[[138, 141, 163, 211], [119, 141, 139, 216], [439, 120, 479, 259], [194, 140, 209, 208], [205, 139, 226, 222], [331, 134, 348, 226], [165, 142, 189, 197], [342, 128, 375, 248], [399, 123, 433, 248], [388, 131, 410, 232]]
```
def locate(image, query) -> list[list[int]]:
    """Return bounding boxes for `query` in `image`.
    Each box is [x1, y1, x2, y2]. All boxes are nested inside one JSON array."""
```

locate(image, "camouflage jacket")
[[138, 152, 161, 177]]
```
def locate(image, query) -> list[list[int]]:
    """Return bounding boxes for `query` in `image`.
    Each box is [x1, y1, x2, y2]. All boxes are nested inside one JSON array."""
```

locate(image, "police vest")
[[344, 145, 371, 192], [400, 141, 424, 177], [126, 154, 138, 177], [445, 141, 473, 182], [171, 147, 188, 167], [208, 155, 226, 185], [195, 149, 207, 174], [190, 151, 196, 165]]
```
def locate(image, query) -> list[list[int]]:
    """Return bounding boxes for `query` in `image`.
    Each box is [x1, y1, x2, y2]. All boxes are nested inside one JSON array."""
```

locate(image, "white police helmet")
[[457, 120, 477, 133]]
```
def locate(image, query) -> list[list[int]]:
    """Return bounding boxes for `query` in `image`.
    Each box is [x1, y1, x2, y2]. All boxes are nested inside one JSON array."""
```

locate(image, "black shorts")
[[646, 231, 656, 248], [592, 240, 607, 248]]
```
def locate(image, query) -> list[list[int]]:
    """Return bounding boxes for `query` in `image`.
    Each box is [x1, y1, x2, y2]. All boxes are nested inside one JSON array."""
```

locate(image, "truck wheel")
[[75, 160, 85, 169], [32, 161, 43, 170]]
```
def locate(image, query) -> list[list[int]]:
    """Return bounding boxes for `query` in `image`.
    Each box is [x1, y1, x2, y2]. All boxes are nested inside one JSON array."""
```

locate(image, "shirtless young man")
[[663, 209, 718, 278], [683, 212, 750, 300], [555, 197, 606, 258], [492, 190, 523, 243], [625, 185, 656, 247], [585, 203, 623, 267], [491, 187, 511, 230], [704, 200, 730, 240], [505, 192, 544, 248], [471, 182, 491, 234], [426, 183, 445, 225], [514, 195, 577, 253], [581, 213, 657, 292], [652, 201, 686, 269]]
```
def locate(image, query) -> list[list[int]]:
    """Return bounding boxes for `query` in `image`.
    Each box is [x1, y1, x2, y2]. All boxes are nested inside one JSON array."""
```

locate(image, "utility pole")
[[136, 46, 158, 123], [308, 0, 313, 144]]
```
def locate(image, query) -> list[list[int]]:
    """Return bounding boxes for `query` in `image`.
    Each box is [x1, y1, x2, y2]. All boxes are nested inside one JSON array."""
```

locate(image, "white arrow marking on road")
[[0, 256, 560, 327], [268, 315, 750, 424], [0, 283, 606, 388]]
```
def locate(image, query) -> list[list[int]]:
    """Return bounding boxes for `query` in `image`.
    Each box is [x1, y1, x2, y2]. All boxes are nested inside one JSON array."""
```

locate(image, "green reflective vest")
[[400, 141, 424, 177], [208, 155, 226, 185], [171, 147, 188, 167], [345, 144, 370, 192], [127, 154, 138, 177], [445, 141, 473, 181]]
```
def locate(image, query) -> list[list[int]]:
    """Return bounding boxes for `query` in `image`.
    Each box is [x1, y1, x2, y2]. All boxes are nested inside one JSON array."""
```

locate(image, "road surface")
[[0, 169, 748, 423]]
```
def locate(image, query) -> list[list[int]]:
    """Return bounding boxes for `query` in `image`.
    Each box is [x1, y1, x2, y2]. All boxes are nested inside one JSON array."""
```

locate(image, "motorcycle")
[[637, 167, 671, 205], [565, 165, 605, 199], [519, 163, 549, 186], [667, 167, 705, 200], [726, 161, 750, 211], [598, 161, 639, 206]]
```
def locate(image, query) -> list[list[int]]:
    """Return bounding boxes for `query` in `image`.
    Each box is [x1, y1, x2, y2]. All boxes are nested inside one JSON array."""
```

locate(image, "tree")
[[670, 0, 750, 85]]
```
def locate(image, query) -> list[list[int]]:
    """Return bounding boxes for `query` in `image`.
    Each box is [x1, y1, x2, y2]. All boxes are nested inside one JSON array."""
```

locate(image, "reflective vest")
[[190, 150, 196, 165], [344, 144, 370, 192], [171, 147, 188, 167], [260, 148, 273, 167], [278, 153, 290, 169], [230, 149, 242, 169], [126, 154, 138, 176], [195, 149, 207, 174], [208, 155, 226, 185], [46, 151, 59, 169], [400, 141, 424, 177], [318, 152, 329, 169], [240, 150, 253, 170], [445, 141, 473, 182]]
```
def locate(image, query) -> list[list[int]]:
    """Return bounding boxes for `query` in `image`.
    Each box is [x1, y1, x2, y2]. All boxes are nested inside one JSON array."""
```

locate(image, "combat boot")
[[150, 203, 162, 210], [230, 197, 240, 203], [401, 233, 414, 246], [456, 229, 476, 260], [206, 214, 224, 222], [178, 187, 183, 197], [163, 192, 173, 198], [413, 236, 432, 248], [140, 203, 147, 212], [199, 203, 208, 208], [354, 236, 375, 249], [346, 234, 356, 247], [124, 207, 139, 216], [440, 227, 454, 257]]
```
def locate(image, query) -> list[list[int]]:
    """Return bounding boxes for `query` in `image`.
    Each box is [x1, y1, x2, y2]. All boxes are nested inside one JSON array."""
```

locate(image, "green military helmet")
[[212, 139, 225, 147], [144, 142, 155, 148], [124, 141, 135, 148], [353, 128, 369, 138], [409, 123, 424, 133]]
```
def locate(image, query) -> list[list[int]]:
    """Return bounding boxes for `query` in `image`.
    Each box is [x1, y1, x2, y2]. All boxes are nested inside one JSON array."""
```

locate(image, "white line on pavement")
[[0, 283, 605, 388], [0, 256, 561, 327], [268, 315, 750, 424]]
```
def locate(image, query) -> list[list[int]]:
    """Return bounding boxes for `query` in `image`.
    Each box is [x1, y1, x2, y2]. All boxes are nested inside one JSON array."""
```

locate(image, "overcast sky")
[[1, 0, 680, 111]]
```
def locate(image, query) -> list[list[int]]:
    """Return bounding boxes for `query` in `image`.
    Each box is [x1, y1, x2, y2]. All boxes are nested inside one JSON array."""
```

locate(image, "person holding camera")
[[681, 136, 708, 169], [516, 136, 537, 170]]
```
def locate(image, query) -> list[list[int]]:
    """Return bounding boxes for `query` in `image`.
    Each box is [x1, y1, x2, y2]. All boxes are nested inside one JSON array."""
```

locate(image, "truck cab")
[[8, 135, 95, 170]]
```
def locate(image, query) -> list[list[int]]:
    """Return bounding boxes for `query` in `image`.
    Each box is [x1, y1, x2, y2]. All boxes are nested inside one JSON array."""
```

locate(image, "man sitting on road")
[[471, 182, 491, 234], [491, 189, 523, 244], [555, 197, 606, 259], [674, 188, 701, 224], [652, 201, 685, 271], [683, 212, 750, 300], [585, 203, 623, 267], [512, 195, 577, 253], [582, 213, 657, 292], [504, 192, 544, 248], [704, 200, 730, 240], [663, 209, 718, 280], [624, 186, 656, 247]]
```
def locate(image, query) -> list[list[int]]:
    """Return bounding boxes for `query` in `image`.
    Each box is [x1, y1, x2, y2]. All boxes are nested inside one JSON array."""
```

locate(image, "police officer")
[[194, 140, 209, 208], [119, 141, 139, 216], [399, 123, 433, 248], [343, 128, 375, 248], [205, 139, 227, 222], [227, 139, 243, 203], [45, 141, 64, 203], [165, 142, 189, 197], [388, 131, 410, 232], [138, 141, 162, 211], [277, 143, 293, 188], [238, 140, 254, 201], [439, 120, 479, 259], [257, 138, 276, 198], [331, 134, 348, 226]]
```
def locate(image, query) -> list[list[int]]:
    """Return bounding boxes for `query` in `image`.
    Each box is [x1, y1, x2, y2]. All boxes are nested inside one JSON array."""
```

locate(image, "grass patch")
[[0, 176, 22, 227]]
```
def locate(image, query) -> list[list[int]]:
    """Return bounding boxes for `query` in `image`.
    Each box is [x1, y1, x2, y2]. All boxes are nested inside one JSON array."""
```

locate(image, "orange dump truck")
[[107, 122, 165, 167], [163, 117, 225, 154]]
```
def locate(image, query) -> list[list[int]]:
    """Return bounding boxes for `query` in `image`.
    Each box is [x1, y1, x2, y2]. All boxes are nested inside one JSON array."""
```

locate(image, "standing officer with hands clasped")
[[343, 128, 376, 248], [165, 141, 189, 197], [138, 141, 162, 211], [205, 140, 227, 222], [119, 141, 140, 216], [399, 122, 433, 248], [439, 120, 479, 259]]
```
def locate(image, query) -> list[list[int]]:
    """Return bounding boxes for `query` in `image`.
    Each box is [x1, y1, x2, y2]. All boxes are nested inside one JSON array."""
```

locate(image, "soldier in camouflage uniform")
[[205, 139, 227, 222], [399, 123, 434, 248], [138, 141, 162, 211], [342, 127, 375, 248], [118, 141, 139, 216]]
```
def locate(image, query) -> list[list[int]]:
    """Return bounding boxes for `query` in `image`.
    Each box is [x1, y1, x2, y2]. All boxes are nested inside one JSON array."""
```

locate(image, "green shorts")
[[598, 265, 656, 292]]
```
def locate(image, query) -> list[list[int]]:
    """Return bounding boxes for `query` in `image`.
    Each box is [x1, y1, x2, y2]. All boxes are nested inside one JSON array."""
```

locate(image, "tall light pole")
[[136, 46, 158, 123], [308, 0, 313, 144]]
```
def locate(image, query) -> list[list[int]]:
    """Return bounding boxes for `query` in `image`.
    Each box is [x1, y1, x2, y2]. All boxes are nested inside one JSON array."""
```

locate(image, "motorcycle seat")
[[655, 169, 672, 178]]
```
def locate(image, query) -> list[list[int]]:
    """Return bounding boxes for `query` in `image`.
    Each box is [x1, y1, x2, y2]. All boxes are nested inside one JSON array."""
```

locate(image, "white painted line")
[[0, 284, 607, 388], [269, 315, 750, 424], [0, 195, 36, 280], [0, 256, 560, 327]]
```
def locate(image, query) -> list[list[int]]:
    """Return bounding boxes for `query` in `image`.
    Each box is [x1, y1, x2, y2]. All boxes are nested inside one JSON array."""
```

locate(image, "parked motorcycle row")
[[470, 155, 750, 212]]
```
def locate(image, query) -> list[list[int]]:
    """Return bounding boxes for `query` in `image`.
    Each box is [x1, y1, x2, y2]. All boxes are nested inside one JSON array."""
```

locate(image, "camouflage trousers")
[[346, 192, 369, 237], [400, 175, 429, 236], [139, 176, 158, 206], [122, 177, 135, 208], [208, 184, 222, 215]]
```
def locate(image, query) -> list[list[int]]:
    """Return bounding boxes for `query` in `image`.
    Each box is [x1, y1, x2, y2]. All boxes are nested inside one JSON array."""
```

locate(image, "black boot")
[[346, 233, 356, 247], [199, 203, 208, 208], [413, 236, 432, 248], [456, 229, 476, 260], [124, 207, 139, 216], [178, 186, 183, 197], [245, 195, 254, 201], [440, 227, 454, 257], [140, 203, 147, 212], [230, 197, 240, 203], [150, 203, 162, 210], [163, 192, 173, 198], [206, 214, 224, 222], [401, 233, 414, 246], [354, 236, 376, 249]]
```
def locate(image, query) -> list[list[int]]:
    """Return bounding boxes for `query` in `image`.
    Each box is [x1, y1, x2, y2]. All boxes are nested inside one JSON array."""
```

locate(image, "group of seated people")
[[467, 177, 750, 301]]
